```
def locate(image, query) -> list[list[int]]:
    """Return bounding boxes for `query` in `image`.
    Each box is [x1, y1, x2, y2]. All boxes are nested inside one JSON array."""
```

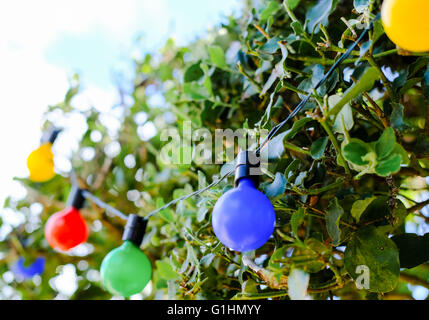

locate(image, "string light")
[[381, 0, 429, 52], [73, 190, 151, 297], [212, 151, 275, 252], [46, 187, 151, 296], [24, 14, 379, 296], [45, 186, 89, 251], [11, 257, 45, 280], [26, 128, 61, 183], [100, 215, 152, 297]]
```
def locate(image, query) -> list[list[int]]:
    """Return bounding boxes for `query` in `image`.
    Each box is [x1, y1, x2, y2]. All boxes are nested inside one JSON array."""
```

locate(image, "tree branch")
[[407, 199, 429, 214], [399, 273, 429, 290]]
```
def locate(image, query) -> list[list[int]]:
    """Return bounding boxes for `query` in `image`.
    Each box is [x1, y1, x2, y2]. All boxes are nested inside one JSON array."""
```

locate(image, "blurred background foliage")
[[1, 0, 429, 300]]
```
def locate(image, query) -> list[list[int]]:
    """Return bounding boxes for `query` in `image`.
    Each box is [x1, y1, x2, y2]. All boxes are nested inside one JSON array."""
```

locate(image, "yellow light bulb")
[[26, 143, 55, 182], [381, 0, 429, 53]]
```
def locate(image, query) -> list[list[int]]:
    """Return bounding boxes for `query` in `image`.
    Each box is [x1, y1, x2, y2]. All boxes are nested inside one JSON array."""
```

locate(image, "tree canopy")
[[1, 0, 429, 300]]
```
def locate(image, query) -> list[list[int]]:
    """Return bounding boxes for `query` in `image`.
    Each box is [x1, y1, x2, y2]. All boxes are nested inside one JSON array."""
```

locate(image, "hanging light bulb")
[[381, 0, 429, 53], [100, 214, 152, 298], [27, 128, 61, 182], [11, 257, 45, 280], [212, 151, 276, 252], [45, 186, 89, 251]]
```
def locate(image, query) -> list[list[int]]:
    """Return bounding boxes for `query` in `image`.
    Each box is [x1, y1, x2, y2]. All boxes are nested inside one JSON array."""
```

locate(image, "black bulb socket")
[[67, 186, 86, 210], [234, 151, 262, 188], [122, 214, 148, 247], [41, 128, 62, 144]]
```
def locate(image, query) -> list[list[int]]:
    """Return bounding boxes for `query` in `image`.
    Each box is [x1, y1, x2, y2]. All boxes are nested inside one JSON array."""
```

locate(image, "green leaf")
[[351, 196, 376, 222], [342, 130, 407, 178], [393, 70, 408, 89], [260, 42, 288, 95], [265, 117, 312, 159], [156, 261, 180, 280], [200, 253, 216, 268], [183, 82, 209, 100], [371, 20, 385, 44], [264, 172, 287, 198], [391, 233, 429, 269], [354, 40, 372, 66], [310, 136, 328, 160], [357, 196, 407, 231], [269, 245, 288, 270], [260, 1, 280, 22], [197, 206, 209, 223], [408, 57, 429, 77], [318, 69, 339, 96], [374, 153, 402, 176], [200, 63, 213, 97], [265, 132, 287, 160], [291, 21, 305, 36], [284, 159, 300, 178], [326, 198, 344, 246], [329, 67, 379, 118], [375, 128, 396, 159], [285, 0, 301, 10], [208, 46, 227, 69], [390, 103, 406, 130], [294, 171, 307, 187], [328, 94, 354, 135], [393, 144, 410, 166], [257, 82, 282, 127], [184, 62, 204, 82], [291, 208, 305, 240], [399, 77, 422, 96], [259, 37, 281, 54], [345, 226, 400, 293], [284, 117, 313, 140], [157, 198, 175, 223], [300, 65, 338, 97], [241, 279, 259, 294], [342, 139, 372, 166], [306, 0, 338, 33]]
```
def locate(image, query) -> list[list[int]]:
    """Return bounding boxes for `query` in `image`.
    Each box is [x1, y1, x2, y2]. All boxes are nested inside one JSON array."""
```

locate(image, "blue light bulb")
[[212, 177, 276, 252], [11, 257, 45, 279]]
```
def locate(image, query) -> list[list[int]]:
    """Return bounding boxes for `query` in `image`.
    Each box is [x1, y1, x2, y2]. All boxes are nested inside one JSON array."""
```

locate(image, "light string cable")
[[70, 14, 380, 222], [70, 170, 128, 221], [80, 190, 128, 221]]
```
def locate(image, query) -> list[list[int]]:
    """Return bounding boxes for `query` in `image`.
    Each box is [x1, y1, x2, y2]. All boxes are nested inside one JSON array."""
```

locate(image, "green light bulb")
[[100, 240, 152, 297]]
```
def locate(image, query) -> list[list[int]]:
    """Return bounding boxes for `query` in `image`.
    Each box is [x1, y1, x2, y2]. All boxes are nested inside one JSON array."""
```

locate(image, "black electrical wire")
[[70, 170, 129, 221], [81, 190, 129, 221], [145, 169, 235, 219]]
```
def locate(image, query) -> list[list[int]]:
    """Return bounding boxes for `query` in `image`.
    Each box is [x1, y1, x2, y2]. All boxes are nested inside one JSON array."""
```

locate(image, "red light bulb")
[[45, 206, 89, 251]]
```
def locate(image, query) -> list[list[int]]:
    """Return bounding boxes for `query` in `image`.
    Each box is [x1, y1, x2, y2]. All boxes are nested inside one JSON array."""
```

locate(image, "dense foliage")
[[2, 0, 429, 300]]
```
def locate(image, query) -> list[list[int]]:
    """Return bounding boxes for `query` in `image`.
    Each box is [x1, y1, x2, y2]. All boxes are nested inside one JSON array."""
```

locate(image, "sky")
[[0, 0, 242, 208]]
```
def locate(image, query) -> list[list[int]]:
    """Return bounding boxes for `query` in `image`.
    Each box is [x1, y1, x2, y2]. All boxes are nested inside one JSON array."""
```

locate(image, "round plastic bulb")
[[11, 257, 45, 279], [27, 143, 55, 182], [381, 0, 429, 52], [100, 240, 152, 297], [45, 207, 89, 251], [212, 177, 276, 252]]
